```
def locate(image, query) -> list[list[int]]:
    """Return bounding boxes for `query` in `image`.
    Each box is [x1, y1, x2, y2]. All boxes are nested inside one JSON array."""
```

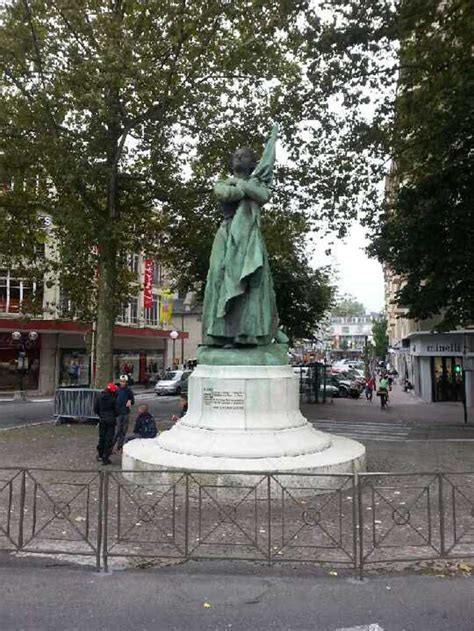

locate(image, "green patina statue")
[[200, 124, 287, 364]]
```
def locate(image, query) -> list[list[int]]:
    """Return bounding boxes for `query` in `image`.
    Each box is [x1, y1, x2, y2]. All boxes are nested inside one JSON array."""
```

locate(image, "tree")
[[339, 339, 349, 351], [368, 1, 474, 329], [332, 294, 365, 317], [372, 317, 388, 359], [0, 0, 347, 386], [298, 0, 473, 328], [263, 210, 334, 341]]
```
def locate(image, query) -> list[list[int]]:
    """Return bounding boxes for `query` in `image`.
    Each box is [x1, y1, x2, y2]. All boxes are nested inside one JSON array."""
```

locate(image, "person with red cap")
[[94, 382, 119, 465]]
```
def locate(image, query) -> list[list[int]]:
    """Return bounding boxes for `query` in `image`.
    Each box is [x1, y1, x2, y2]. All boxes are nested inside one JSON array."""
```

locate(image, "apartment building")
[[0, 241, 188, 394], [329, 314, 378, 357]]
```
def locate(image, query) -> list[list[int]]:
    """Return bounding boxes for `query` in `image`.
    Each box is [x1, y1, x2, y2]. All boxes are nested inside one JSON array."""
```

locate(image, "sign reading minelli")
[[203, 386, 246, 411], [411, 335, 463, 356]]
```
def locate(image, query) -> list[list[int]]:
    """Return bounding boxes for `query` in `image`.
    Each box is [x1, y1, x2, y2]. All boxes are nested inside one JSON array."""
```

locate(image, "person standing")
[[365, 375, 376, 402], [94, 383, 119, 465], [114, 375, 135, 453]]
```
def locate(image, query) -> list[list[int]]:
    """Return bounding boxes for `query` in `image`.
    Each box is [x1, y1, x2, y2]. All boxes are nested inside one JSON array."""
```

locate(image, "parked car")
[[333, 359, 364, 371], [154, 370, 192, 396], [321, 376, 341, 398], [328, 372, 362, 398]]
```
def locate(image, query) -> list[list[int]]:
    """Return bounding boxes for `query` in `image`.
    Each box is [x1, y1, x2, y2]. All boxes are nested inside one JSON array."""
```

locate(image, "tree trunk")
[[94, 256, 117, 388], [95, 74, 122, 387]]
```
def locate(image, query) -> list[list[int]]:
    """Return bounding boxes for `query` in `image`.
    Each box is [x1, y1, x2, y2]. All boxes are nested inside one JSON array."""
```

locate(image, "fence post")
[[438, 473, 446, 557], [357, 474, 365, 580], [102, 470, 109, 573], [267, 474, 272, 565], [184, 473, 189, 560], [96, 471, 104, 572], [352, 473, 358, 577], [322, 365, 327, 404], [17, 469, 26, 550]]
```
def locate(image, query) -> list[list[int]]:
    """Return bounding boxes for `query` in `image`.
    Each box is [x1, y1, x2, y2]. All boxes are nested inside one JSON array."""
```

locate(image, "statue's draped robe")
[[202, 125, 279, 346]]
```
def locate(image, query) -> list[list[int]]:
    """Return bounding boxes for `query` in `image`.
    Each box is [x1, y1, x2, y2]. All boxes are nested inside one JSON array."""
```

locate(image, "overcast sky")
[[311, 222, 385, 314]]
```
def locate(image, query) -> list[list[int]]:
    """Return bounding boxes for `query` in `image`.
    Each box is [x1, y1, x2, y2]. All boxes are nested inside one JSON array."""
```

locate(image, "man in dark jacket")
[[124, 404, 157, 443], [94, 383, 118, 465], [113, 375, 135, 453]]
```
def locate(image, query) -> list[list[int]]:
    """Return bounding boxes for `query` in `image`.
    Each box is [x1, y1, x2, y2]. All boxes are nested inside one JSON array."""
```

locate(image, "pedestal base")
[[122, 363, 366, 487]]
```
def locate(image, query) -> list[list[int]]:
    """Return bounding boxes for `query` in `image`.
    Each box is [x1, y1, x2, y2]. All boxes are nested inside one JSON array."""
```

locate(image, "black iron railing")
[[1, 467, 473, 578]]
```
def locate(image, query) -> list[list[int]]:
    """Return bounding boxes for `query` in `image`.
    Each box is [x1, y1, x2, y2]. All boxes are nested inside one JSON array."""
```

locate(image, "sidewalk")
[[0, 558, 473, 631], [303, 384, 471, 427]]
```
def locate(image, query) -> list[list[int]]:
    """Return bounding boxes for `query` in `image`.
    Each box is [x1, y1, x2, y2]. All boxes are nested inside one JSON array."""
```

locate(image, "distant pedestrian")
[[124, 404, 157, 443], [94, 383, 119, 465], [113, 375, 135, 453], [365, 375, 376, 402], [171, 393, 188, 423]]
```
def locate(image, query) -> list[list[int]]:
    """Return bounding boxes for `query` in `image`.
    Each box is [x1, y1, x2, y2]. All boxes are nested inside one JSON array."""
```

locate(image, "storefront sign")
[[425, 342, 462, 354], [143, 259, 153, 309], [411, 334, 465, 356]]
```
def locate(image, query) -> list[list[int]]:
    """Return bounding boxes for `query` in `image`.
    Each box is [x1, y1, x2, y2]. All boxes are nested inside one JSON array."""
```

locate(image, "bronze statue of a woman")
[[202, 125, 280, 348]]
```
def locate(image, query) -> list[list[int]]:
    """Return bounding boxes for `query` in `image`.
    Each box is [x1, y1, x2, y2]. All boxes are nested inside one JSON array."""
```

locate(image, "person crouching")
[[124, 404, 157, 443], [94, 383, 119, 465]]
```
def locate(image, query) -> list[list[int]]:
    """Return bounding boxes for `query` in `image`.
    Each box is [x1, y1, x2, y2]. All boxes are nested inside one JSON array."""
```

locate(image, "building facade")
[[385, 268, 474, 407], [0, 247, 188, 395], [329, 315, 378, 357]]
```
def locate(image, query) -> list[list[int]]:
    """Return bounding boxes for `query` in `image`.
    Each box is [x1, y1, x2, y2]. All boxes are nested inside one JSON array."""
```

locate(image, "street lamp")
[[169, 329, 179, 369], [11, 330, 38, 400]]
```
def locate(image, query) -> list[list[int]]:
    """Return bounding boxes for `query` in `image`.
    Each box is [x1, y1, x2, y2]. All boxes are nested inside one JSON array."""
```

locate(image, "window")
[[152, 262, 161, 286], [0, 270, 43, 314], [144, 296, 159, 326], [58, 291, 79, 318], [117, 297, 139, 324], [127, 254, 140, 275]]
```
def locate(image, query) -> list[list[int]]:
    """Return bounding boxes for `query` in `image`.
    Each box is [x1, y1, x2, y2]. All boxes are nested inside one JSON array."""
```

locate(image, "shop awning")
[[0, 318, 188, 339]]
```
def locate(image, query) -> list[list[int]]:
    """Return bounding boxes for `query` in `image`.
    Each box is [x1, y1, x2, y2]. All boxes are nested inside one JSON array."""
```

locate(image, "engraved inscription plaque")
[[203, 387, 245, 411]]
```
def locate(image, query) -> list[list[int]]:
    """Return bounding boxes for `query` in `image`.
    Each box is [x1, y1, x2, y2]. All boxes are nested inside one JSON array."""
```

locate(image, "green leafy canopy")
[[0, 1, 351, 325]]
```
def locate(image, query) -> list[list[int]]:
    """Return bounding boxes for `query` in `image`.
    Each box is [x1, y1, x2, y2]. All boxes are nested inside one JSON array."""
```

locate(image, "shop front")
[[0, 319, 187, 394], [431, 355, 464, 402], [59, 349, 91, 387], [0, 332, 41, 391], [113, 350, 165, 384], [408, 332, 473, 405]]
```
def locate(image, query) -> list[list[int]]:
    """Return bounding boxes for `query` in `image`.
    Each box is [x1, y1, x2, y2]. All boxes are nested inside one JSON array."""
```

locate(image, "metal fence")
[[54, 388, 101, 422], [1, 467, 473, 578], [297, 364, 331, 404]]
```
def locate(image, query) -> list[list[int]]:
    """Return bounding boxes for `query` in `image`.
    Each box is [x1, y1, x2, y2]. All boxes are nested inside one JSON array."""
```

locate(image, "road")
[[0, 391, 181, 430], [0, 558, 473, 631], [1, 384, 474, 442]]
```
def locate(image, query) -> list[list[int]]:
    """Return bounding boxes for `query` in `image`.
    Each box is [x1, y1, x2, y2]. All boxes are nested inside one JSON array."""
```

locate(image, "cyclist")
[[378, 375, 390, 409]]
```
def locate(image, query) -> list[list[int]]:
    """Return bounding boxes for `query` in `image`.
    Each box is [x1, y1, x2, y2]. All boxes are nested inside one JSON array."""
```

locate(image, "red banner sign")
[[143, 259, 153, 309]]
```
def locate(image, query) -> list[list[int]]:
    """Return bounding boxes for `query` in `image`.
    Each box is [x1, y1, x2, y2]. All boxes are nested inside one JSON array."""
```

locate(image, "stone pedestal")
[[123, 364, 366, 484]]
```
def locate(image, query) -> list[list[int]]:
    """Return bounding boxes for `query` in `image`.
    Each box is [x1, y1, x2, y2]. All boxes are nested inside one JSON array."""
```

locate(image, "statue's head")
[[231, 147, 257, 177]]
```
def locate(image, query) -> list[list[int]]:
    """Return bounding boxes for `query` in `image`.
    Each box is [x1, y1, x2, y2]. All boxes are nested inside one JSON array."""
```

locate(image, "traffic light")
[[454, 364, 462, 375]]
